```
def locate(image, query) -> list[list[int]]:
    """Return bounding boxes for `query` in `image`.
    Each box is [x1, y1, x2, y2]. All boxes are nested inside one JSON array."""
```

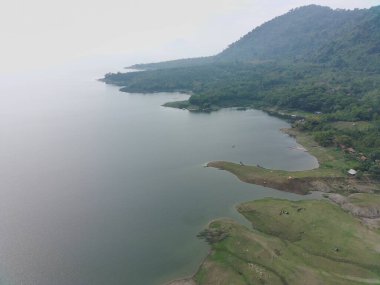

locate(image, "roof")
[[348, 169, 357, 175]]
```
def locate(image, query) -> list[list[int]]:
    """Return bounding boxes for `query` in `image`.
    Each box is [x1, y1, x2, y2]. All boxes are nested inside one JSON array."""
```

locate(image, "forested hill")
[[218, 5, 369, 64], [103, 4, 380, 114], [129, 5, 380, 71], [103, 4, 380, 178]]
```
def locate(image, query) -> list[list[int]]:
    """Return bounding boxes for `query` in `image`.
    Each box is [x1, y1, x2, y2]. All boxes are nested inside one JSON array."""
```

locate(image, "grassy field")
[[194, 199, 380, 285]]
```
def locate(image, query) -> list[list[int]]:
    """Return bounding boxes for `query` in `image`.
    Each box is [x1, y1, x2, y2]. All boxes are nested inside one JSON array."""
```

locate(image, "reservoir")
[[0, 60, 318, 285]]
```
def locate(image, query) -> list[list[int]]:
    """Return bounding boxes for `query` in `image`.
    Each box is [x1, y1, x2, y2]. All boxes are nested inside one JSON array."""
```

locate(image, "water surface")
[[0, 61, 318, 285]]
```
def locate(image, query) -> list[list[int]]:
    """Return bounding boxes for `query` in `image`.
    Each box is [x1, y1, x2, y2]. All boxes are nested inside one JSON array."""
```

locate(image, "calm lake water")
[[0, 60, 319, 285]]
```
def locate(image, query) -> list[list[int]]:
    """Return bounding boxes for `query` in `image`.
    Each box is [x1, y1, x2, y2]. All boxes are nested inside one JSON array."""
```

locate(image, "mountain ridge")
[[129, 5, 378, 71]]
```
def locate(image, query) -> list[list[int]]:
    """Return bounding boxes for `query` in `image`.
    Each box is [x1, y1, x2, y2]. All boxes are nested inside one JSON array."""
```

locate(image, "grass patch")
[[194, 199, 380, 285]]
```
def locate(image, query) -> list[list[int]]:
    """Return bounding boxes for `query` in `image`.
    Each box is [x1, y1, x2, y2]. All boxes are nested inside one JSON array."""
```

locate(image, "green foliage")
[[314, 131, 335, 147], [335, 135, 353, 147]]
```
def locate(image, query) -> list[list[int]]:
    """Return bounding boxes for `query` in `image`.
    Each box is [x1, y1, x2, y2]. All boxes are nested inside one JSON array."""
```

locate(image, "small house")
[[348, 169, 357, 176]]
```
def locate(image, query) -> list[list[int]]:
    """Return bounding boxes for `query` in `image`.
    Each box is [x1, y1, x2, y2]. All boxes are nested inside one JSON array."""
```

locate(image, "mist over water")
[[0, 58, 318, 285]]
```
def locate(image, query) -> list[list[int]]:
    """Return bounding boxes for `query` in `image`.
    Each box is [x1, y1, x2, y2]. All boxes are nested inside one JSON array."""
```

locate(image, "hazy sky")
[[1, 0, 379, 72]]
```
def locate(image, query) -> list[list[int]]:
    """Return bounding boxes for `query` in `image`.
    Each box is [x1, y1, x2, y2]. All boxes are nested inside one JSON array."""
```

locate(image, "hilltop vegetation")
[[127, 5, 380, 71], [103, 5, 380, 179]]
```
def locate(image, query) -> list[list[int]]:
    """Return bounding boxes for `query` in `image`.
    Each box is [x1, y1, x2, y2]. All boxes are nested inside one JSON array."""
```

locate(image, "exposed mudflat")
[[329, 193, 380, 216]]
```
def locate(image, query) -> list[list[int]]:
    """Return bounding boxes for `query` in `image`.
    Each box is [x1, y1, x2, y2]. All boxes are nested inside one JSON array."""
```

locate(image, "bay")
[[0, 59, 319, 285]]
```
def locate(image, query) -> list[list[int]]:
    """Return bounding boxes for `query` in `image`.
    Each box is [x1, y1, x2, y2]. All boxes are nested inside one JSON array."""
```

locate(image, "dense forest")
[[103, 5, 380, 178]]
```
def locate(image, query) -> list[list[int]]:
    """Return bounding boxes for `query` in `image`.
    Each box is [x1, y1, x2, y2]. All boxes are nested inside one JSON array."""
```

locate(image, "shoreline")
[[166, 126, 379, 285], [168, 198, 380, 284], [206, 160, 345, 194], [165, 127, 327, 284], [206, 128, 379, 195]]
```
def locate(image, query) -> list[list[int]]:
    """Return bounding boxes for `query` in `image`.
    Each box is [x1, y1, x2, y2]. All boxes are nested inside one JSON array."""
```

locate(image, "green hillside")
[[127, 5, 380, 71], [218, 5, 365, 63], [103, 5, 380, 179]]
